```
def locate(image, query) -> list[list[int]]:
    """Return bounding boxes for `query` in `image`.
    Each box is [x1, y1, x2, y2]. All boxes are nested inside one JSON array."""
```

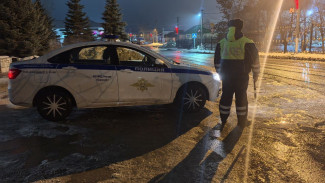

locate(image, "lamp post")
[[295, 0, 300, 53], [176, 17, 180, 48], [309, 21, 314, 53], [306, 9, 314, 52], [200, 9, 203, 49]]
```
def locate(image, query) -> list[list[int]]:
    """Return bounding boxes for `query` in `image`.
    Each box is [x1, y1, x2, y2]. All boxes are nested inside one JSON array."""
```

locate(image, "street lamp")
[[200, 9, 203, 49], [306, 9, 314, 52], [306, 9, 314, 17], [198, 10, 219, 50]]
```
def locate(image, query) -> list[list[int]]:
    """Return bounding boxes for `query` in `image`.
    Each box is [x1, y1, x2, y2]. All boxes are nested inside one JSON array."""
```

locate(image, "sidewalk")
[[260, 52, 325, 61], [164, 48, 325, 61], [182, 49, 215, 54]]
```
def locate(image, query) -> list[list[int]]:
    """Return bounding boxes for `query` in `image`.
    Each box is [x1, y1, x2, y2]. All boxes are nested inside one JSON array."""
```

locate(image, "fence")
[[0, 56, 12, 73], [177, 37, 219, 50]]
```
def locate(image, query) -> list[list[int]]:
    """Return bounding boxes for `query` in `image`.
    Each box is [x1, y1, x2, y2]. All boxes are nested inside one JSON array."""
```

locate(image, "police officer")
[[214, 19, 260, 131]]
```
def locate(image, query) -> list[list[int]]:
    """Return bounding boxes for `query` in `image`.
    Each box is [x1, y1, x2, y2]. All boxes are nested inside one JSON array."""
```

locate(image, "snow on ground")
[[169, 49, 325, 61], [260, 52, 325, 61], [182, 49, 215, 54]]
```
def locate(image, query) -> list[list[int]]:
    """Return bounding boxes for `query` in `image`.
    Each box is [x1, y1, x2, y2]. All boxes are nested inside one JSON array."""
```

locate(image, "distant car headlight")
[[213, 73, 220, 81]]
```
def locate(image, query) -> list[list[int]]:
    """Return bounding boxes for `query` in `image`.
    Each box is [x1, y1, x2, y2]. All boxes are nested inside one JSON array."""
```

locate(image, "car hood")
[[169, 62, 214, 75]]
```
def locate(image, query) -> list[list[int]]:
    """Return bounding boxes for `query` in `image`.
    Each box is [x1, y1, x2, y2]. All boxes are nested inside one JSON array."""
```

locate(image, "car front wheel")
[[175, 84, 207, 112], [36, 91, 73, 122]]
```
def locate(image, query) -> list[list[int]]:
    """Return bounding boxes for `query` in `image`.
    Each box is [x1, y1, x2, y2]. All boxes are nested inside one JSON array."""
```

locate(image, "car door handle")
[[62, 66, 77, 70], [121, 69, 133, 73]]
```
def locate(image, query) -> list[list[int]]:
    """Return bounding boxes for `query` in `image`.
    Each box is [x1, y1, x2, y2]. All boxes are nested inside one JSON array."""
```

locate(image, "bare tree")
[[315, 0, 325, 53]]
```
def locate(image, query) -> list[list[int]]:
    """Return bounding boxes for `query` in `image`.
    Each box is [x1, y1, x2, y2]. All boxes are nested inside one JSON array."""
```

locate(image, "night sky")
[[42, 0, 221, 32]]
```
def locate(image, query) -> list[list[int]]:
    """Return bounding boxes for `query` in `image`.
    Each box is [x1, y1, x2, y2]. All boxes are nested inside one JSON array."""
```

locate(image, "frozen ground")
[[0, 51, 324, 182]]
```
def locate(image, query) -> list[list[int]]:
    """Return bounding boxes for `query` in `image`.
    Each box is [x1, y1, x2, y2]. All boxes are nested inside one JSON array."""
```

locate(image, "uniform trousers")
[[219, 74, 249, 125]]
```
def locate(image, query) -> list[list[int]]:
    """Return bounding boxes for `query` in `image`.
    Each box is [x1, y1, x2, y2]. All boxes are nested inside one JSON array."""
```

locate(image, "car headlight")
[[213, 73, 220, 81]]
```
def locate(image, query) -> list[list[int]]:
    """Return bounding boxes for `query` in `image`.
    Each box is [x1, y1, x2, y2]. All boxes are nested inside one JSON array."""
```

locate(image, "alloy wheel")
[[42, 94, 67, 118], [37, 91, 72, 121], [183, 89, 203, 110]]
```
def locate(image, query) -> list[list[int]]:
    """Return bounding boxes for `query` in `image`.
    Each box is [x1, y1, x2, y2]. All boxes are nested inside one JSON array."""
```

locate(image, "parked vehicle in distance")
[[8, 41, 221, 121]]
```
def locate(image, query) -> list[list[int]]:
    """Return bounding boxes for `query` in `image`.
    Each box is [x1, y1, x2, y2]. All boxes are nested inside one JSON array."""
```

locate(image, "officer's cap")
[[228, 19, 243, 30]]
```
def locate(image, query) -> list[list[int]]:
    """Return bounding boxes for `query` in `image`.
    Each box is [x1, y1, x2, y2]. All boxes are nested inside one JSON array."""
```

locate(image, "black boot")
[[220, 122, 226, 131], [237, 117, 248, 129], [215, 121, 226, 132]]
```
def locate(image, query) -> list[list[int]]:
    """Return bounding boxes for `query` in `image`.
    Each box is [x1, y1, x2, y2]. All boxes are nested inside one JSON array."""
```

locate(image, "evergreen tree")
[[0, 0, 55, 57], [102, 0, 127, 40], [34, 0, 57, 55], [64, 0, 93, 45]]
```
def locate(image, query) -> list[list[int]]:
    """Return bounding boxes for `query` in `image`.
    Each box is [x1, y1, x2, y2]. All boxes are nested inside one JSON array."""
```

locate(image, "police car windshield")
[[141, 46, 179, 65], [158, 54, 180, 65]]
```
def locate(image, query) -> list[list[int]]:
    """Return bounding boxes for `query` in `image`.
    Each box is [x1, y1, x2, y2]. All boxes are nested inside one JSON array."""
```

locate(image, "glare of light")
[[213, 73, 220, 81], [306, 9, 313, 16], [198, 13, 201, 17], [243, 0, 284, 182], [280, 120, 286, 124]]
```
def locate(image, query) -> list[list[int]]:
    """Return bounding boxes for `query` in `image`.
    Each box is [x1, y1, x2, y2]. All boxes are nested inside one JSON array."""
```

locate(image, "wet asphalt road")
[[0, 50, 325, 182]]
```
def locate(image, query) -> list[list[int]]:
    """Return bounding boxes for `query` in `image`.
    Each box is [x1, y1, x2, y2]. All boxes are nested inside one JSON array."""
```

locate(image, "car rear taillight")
[[8, 68, 21, 79]]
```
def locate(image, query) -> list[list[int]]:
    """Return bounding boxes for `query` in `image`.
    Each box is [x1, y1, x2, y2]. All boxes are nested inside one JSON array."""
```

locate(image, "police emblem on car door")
[[131, 78, 155, 91], [115, 46, 172, 103]]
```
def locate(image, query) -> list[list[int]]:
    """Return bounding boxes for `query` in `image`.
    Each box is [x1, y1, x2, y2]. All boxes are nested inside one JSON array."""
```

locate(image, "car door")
[[114, 46, 172, 103], [48, 45, 118, 107]]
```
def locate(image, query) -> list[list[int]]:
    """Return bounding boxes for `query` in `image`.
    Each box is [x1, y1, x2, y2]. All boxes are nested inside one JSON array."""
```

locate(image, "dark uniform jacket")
[[214, 27, 260, 80]]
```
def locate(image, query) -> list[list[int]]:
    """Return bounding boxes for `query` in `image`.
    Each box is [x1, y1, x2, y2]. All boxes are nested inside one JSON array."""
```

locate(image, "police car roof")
[[44, 41, 170, 66]]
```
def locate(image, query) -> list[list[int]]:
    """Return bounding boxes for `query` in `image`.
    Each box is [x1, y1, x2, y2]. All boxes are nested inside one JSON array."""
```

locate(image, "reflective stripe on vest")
[[219, 36, 254, 60]]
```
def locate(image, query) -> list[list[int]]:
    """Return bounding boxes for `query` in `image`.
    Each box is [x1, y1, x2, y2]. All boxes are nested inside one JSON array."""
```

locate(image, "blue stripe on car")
[[13, 64, 212, 75]]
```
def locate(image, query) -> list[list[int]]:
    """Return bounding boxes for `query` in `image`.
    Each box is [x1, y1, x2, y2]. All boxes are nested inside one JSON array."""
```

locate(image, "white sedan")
[[8, 42, 221, 121]]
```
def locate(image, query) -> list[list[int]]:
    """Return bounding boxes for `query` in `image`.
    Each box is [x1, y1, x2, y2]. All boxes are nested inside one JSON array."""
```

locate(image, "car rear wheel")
[[175, 84, 207, 112], [37, 91, 72, 122]]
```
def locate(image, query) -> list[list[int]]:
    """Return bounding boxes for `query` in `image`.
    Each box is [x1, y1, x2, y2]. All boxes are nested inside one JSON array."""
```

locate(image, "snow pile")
[[142, 43, 163, 47], [184, 49, 215, 54], [260, 52, 325, 61]]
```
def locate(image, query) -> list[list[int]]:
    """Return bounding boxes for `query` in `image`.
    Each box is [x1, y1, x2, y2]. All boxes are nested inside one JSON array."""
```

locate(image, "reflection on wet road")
[[158, 50, 325, 94]]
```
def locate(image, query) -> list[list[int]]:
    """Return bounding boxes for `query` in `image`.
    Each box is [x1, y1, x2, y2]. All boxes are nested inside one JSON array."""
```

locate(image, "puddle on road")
[[302, 63, 311, 84]]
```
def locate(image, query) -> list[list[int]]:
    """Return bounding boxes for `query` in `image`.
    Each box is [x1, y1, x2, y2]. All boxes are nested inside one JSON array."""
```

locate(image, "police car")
[[8, 42, 221, 121]]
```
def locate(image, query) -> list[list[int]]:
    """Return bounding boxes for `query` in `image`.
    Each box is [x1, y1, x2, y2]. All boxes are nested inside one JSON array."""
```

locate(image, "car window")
[[78, 46, 106, 60], [116, 47, 151, 66], [76, 46, 110, 64], [49, 46, 112, 65], [116, 47, 144, 62], [48, 50, 72, 64]]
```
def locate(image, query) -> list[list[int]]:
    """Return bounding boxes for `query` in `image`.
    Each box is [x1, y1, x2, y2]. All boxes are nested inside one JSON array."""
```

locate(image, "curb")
[[260, 55, 325, 62]]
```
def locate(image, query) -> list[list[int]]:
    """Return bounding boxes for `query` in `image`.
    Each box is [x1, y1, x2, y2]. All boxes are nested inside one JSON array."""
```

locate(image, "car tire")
[[174, 84, 207, 112], [36, 91, 73, 122]]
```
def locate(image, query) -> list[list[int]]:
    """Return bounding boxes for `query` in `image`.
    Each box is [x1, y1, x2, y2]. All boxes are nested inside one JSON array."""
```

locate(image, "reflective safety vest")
[[219, 36, 254, 60]]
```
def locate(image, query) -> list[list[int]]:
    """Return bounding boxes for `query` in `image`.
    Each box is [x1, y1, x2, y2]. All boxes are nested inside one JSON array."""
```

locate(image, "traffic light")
[[175, 26, 179, 35], [295, 0, 299, 9]]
